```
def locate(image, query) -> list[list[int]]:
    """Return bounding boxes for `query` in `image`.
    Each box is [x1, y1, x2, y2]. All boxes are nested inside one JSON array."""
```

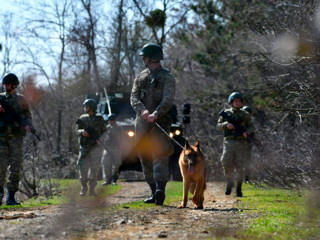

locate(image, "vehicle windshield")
[[99, 92, 136, 120], [109, 100, 136, 120]]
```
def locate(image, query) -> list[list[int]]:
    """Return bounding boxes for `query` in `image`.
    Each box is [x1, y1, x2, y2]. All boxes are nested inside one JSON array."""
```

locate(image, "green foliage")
[[145, 9, 166, 28], [237, 184, 320, 239], [0, 180, 121, 209]]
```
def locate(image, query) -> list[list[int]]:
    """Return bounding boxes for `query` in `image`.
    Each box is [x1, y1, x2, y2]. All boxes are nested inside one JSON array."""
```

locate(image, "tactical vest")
[[77, 114, 105, 146]]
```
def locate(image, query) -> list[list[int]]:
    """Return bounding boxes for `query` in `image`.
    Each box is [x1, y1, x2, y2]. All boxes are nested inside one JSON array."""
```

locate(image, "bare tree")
[[0, 13, 17, 75], [109, 0, 125, 89], [69, 0, 103, 92], [24, 0, 73, 155]]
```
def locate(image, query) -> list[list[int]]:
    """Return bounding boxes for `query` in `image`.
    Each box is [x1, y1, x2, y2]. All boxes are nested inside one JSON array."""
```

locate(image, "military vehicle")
[[89, 90, 190, 181]]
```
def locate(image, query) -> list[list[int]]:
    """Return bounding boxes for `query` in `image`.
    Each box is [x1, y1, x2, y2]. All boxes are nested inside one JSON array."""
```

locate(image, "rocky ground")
[[0, 181, 252, 240]]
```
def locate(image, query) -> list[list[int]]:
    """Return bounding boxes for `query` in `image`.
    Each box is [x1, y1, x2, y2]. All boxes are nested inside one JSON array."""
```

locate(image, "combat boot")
[[144, 183, 156, 203], [101, 180, 111, 186], [154, 181, 166, 206], [225, 178, 234, 195], [80, 182, 88, 197], [6, 191, 21, 205], [236, 180, 243, 197], [0, 186, 4, 206], [112, 176, 118, 186]]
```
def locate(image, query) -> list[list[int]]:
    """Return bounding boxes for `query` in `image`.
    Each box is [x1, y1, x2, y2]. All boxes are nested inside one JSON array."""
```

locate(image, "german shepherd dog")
[[177, 140, 207, 209]]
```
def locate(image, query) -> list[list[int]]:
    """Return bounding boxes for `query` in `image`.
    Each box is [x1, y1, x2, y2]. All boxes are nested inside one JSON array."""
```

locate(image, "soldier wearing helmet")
[[131, 43, 175, 205], [217, 92, 254, 197], [76, 99, 107, 197], [0, 73, 33, 206], [101, 113, 123, 186]]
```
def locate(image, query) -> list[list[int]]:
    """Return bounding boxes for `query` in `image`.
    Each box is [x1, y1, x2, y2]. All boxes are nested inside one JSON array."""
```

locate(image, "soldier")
[[76, 99, 106, 197], [242, 106, 253, 183], [131, 43, 175, 205], [0, 73, 32, 206], [101, 113, 123, 186], [217, 92, 254, 197]]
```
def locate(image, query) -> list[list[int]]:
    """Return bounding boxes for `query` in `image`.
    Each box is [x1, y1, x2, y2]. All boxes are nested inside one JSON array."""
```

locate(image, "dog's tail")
[[189, 183, 195, 194]]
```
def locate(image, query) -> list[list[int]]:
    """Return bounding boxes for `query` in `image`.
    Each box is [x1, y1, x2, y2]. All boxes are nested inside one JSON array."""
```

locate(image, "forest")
[[1, 0, 320, 199]]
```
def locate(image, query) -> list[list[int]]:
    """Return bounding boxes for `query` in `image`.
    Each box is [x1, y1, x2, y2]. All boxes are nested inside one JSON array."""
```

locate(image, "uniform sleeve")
[[76, 118, 84, 136], [216, 116, 228, 131], [130, 75, 146, 115], [153, 73, 175, 118]]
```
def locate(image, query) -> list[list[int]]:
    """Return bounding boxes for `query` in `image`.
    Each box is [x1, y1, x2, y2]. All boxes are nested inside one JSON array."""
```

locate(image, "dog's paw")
[[177, 204, 186, 209]]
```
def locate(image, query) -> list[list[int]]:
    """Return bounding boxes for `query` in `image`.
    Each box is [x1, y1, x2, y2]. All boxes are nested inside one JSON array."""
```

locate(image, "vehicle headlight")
[[169, 132, 174, 138], [128, 131, 135, 137], [175, 130, 181, 136]]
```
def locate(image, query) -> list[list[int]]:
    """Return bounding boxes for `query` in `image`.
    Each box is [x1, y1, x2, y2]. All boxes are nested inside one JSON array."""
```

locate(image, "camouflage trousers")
[[0, 136, 24, 192], [101, 148, 122, 183], [77, 144, 103, 187], [220, 139, 247, 181], [135, 117, 174, 185]]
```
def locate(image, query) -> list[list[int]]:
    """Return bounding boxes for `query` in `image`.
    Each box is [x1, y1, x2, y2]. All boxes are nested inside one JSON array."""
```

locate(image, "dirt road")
[[0, 181, 248, 239]]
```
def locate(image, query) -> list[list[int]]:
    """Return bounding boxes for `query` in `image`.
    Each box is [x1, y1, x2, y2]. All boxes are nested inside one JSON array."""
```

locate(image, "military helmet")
[[83, 99, 97, 110], [228, 92, 243, 104], [242, 106, 253, 113], [139, 43, 163, 60], [2, 73, 19, 85], [108, 113, 116, 121]]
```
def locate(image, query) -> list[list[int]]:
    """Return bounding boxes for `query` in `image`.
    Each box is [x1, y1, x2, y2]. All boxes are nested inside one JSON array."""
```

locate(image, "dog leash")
[[154, 122, 185, 150]]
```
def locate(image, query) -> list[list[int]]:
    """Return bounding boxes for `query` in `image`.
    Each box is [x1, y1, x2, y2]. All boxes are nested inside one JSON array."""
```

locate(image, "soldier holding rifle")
[[76, 99, 107, 197], [217, 92, 254, 197], [0, 73, 33, 206]]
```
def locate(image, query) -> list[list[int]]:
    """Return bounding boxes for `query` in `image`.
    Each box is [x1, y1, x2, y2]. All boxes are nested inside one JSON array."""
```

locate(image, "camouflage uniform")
[[0, 92, 32, 197], [131, 66, 175, 186], [101, 123, 123, 184], [217, 107, 254, 182], [76, 113, 106, 193]]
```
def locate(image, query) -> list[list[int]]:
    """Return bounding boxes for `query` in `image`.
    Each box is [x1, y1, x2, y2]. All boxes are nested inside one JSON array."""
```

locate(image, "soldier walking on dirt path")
[[0, 73, 33, 206], [217, 92, 254, 197], [131, 43, 175, 206], [76, 99, 107, 197], [101, 113, 123, 186]]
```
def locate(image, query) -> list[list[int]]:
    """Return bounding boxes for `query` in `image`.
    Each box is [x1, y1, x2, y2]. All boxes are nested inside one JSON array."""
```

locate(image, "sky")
[[0, 0, 113, 85], [0, 0, 167, 86]]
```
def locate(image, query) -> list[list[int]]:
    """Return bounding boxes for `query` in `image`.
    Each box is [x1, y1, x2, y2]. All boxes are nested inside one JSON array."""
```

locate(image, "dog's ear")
[[185, 140, 191, 149], [195, 140, 200, 149]]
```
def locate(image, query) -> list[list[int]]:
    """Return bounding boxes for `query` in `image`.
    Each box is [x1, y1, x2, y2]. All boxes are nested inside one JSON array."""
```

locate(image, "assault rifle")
[[0, 98, 41, 141], [219, 110, 262, 151]]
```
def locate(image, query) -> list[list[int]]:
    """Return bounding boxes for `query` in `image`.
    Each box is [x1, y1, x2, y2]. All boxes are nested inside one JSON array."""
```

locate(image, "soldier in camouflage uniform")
[[76, 99, 107, 197], [217, 92, 254, 197], [101, 113, 123, 186], [0, 73, 32, 206], [131, 43, 175, 206]]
